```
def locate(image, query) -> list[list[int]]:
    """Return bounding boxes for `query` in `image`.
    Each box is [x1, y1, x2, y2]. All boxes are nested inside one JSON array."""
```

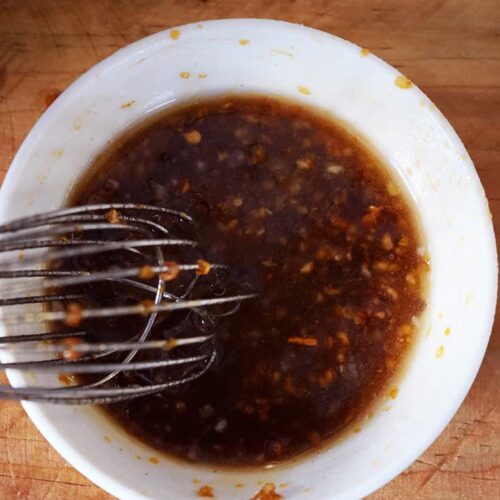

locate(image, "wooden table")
[[0, 1, 498, 498]]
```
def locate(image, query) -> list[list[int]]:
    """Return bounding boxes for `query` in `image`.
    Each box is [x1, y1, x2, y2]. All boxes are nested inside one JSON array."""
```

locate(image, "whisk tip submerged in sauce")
[[68, 95, 428, 467]]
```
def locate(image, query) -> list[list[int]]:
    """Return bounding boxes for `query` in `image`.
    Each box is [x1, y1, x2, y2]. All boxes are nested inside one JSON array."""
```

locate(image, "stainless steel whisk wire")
[[0, 203, 256, 404]]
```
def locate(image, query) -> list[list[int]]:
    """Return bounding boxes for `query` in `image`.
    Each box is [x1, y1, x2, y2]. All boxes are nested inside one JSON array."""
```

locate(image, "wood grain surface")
[[0, 1, 498, 498]]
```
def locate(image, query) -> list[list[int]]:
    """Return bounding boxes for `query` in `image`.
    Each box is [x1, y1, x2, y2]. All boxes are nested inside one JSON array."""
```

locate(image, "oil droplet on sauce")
[[436, 345, 445, 359], [170, 29, 180, 40], [298, 85, 311, 95]]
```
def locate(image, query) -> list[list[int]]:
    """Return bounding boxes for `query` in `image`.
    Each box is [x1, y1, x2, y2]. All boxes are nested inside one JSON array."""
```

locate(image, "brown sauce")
[[68, 95, 428, 466]]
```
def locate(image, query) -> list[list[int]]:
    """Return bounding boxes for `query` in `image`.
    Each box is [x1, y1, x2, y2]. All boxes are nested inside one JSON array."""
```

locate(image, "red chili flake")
[[196, 259, 211, 275], [160, 261, 181, 281], [197, 485, 214, 497], [64, 303, 84, 328], [183, 130, 202, 144], [362, 205, 381, 225], [138, 265, 155, 280], [250, 144, 266, 165], [288, 336, 318, 347], [61, 336, 83, 360], [141, 299, 155, 315], [251, 482, 283, 500], [105, 209, 121, 224]]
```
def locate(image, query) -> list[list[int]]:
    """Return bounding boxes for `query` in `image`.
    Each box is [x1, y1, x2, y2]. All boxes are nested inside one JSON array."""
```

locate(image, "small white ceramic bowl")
[[0, 19, 496, 499]]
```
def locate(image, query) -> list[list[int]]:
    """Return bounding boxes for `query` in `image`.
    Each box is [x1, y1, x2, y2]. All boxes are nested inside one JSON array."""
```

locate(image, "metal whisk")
[[0, 203, 256, 404]]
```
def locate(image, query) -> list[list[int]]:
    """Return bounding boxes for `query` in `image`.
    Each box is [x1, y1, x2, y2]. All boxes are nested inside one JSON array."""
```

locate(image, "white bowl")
[[0, 19, 496, 500]]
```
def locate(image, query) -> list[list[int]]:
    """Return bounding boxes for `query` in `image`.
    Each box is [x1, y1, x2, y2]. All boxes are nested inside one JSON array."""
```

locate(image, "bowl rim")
[[0, 18, 497, 499]]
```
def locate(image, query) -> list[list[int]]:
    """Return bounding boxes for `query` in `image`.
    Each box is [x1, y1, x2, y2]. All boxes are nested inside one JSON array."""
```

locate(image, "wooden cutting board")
[[0, 1, 498, 498]]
